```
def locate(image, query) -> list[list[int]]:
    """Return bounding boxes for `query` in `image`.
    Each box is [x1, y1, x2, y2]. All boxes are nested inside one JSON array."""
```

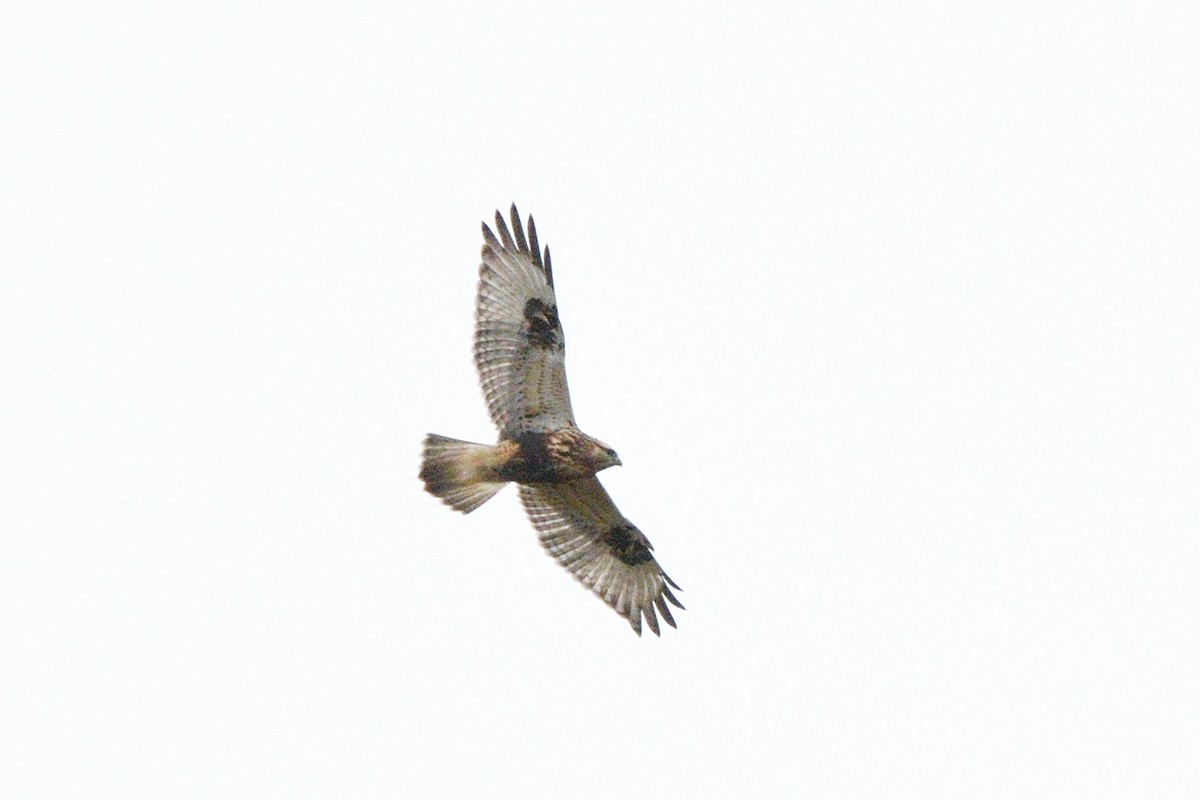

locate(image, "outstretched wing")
[[519, 477, 684, 636], [474, 204, 575, 437]]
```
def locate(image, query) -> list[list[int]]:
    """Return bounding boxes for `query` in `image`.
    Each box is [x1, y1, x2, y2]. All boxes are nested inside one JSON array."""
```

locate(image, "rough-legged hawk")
[[420, 205, 683, 636]]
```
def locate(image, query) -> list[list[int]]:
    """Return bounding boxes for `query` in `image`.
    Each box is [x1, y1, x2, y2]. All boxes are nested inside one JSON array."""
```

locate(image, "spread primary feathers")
[[419, 205, 683, 636]]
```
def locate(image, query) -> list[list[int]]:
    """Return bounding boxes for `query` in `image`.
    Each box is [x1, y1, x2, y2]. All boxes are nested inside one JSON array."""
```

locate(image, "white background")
[[2, 2, 1197, 797]]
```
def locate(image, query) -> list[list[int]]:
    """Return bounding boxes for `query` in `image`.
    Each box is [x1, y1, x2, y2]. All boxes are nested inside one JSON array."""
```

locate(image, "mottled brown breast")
[[497, 429, 599, 484]]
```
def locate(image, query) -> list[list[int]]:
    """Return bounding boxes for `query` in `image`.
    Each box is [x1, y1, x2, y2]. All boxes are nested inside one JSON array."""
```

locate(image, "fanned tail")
[[419, 434, 507, 513]]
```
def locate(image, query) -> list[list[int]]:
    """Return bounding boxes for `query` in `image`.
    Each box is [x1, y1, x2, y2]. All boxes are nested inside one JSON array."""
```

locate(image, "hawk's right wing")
[[474, 205, 575, 437], [519, 477, 683, 636]]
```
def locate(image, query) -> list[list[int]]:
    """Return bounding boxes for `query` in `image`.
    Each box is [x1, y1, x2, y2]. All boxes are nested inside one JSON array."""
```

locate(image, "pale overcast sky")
[[3, 3, 1197, 798]]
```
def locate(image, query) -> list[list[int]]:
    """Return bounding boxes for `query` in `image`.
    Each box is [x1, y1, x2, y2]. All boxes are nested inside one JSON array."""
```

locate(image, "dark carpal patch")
[[523, 298, 561, 349], [603, 524, 654, 566]]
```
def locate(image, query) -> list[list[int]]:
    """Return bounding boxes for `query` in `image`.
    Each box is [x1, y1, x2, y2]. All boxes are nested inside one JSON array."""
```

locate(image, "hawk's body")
[[419, 205, 683, 636]]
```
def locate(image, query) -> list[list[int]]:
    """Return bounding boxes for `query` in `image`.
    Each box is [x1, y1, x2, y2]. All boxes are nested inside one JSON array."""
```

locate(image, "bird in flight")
[[419, 204, 683, 636]]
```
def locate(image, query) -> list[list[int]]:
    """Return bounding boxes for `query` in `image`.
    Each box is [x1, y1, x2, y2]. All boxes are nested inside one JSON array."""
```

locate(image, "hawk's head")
[[585, 437, 622, 472]]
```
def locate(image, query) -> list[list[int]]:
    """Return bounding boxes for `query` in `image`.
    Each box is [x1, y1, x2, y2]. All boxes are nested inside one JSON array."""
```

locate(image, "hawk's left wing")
[[519, 477, 683, 636], [474, 204, 575, 437]]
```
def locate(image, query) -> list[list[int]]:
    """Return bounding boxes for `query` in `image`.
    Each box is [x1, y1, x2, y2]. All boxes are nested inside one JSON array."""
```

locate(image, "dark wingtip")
[[493, 209, 515, 249], [508, 204, 529, 253], [643, 601, 662, 636], [496, 203, 554, 287], [481, 220, 502, 260], [656, 596, 678, 629], [527, 215, 542, 269], [662, 582, 685, 611]]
